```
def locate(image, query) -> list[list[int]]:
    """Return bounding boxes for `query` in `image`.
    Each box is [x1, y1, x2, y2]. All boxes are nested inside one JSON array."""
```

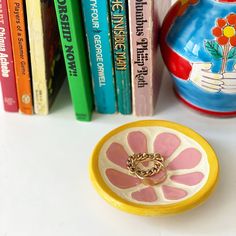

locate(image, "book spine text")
[[110, 0, 131, 114], [129, 0, 159, 116], [82, 0, 116, 114], [54, 0, 93, 121], [0, 0, 18, 112], [8, 0, 33, 114]]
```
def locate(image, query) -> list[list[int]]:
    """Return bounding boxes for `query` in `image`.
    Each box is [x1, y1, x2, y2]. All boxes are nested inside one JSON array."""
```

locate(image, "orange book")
[[7, 0, 33, 114]]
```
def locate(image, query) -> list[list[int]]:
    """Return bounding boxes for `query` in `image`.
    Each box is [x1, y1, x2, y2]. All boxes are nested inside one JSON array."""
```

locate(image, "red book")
[[0, 0, 18, 112]]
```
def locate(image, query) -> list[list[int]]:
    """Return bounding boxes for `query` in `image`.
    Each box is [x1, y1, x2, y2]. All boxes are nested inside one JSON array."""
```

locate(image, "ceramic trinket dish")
[[89, 120, 219, 216], [161, 0, 236, 116]]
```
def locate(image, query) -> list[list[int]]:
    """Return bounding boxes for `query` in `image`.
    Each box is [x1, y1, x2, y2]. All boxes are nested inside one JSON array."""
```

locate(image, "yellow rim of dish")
[[89, 120, 219, 216]]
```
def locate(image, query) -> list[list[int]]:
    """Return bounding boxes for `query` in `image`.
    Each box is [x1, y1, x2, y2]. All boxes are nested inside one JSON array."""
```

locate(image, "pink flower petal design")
[[106, 169, 141, 189], [154, 133, 181, 159], [128, 131, 149, 167], [131, 187, 157, 202], [127, 131, 148, 154], [170, 172, 204, 186], [162, 185, 188, 200], [168, 148, 202, 170], [106, 143, 129, 169]]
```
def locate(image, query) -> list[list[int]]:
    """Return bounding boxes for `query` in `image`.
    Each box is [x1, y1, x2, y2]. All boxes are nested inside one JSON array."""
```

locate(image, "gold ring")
[[127, 153, 166, 185]]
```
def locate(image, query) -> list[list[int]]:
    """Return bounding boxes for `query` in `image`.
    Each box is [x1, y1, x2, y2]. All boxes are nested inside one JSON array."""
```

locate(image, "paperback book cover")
[[110, 0, 131, 115], [25, 0, 65, 115], [128, 0, 160, 116], [54, 0, 93, 121], [81, 0, 116, 114], [0, 0, 19, 112], [7, 0, 33, 115]]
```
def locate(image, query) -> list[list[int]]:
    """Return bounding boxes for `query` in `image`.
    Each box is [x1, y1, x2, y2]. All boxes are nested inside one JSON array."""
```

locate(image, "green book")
[[53, 0, 93, 121]]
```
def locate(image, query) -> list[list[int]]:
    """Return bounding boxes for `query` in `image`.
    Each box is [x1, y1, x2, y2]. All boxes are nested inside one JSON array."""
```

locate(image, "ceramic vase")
[[161, 0, 236, 116]]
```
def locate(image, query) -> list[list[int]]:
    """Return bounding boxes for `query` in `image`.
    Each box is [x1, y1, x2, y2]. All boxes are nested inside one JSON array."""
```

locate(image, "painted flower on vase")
[[206, 13, 236, 73], [213, 14, 236, 46]]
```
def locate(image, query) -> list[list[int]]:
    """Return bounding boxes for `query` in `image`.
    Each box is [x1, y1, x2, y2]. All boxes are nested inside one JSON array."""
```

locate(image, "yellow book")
[[25, 0, 65, 115]]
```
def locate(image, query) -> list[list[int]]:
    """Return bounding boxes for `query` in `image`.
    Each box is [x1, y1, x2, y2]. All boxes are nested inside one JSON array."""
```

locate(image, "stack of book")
[[0, 0, 171, 121], [0, 0, 66, 115]]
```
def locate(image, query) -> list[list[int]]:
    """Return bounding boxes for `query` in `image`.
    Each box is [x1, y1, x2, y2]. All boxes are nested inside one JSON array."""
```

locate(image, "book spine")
[[0, 0, 19, 112], [110, 0, 131, 115], [25, 0, 48, 115], [54, 0, 93, 121], [128, 0, 159, 116], [7, 0, 33, 115], [81, 0, 116, 114]]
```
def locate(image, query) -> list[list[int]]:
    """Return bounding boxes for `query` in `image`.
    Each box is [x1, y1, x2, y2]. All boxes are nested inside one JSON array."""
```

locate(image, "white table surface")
[[0, 70, 236, 236]]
